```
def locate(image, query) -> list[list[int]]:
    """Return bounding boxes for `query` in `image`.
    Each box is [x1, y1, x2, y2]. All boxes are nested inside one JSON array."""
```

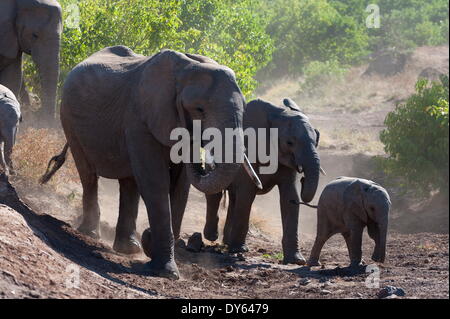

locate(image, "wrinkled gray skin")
[[55, 46, 246, 279], [204, 98, 321, 265], [0, 0, 62, 118], [0, 85, 21, 175], [308, 177, 391, 268]]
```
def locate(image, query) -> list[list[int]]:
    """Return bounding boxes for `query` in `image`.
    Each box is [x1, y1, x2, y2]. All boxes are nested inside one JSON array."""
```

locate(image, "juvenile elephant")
[[0, 85, 21, 175], [41, 46, 260, 279], [308, 177, 391, 267], [203, 98, 323, 265], [0, 0, 62, 117]]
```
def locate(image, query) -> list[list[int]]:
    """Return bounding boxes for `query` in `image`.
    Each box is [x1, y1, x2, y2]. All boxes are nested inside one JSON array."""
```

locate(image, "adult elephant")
[[0, 0, 62, 118], [41, 46, 260, 279], [203, 98, 323, 265]]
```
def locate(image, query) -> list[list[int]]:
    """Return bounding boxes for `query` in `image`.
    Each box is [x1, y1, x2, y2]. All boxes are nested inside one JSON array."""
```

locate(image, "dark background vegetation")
[[22, 0, 449, 197]]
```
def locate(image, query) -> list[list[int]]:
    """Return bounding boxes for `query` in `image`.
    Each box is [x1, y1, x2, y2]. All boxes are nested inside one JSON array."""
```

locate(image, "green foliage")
[[366, 0, 449, 51], [300, 60, 347, 96], [260, 0, 369, 77], [380, 76, 449, 197], [24, 0, 273, 98]]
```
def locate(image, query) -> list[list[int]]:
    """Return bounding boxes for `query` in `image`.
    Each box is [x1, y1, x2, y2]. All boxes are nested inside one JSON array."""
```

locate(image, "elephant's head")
[[137, 50, 258, 194], [268, 98, 322, 203], [345, 179, 391, 263], [0, 0, 62, 116]]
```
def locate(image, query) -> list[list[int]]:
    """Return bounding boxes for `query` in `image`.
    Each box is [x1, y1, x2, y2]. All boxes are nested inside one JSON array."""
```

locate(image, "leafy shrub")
[[24, 0, 273, 100], [300, 60, 347, 96], [380, 76, 449, 197], [259, 0, 369, 77]]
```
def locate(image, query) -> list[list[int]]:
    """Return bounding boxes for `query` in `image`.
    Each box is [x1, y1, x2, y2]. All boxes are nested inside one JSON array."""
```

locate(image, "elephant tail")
[[40, 143, 70, 184], [289, 199, 318, 209]]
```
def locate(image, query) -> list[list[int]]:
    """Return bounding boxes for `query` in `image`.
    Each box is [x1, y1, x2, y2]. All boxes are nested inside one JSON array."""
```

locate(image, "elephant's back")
[[59, 46, 148, 178], [318, 177, 354, 207]]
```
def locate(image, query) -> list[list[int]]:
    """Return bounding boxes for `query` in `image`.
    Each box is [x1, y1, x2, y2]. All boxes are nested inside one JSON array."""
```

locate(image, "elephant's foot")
[[144, 258, 180, 280], [371, 252, 385, 263], [113, 233, 142, 255], [349, 260, 367, 272], [283, 252, 307, 265], [307, 259, 321, 267], [77, 223, 100, 239], [203, 225, 219, 242], [228, 243, 249, 254]]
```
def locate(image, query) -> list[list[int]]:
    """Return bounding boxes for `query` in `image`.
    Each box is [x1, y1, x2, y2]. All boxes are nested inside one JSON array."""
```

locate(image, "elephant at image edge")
[[42, 46, 261, 280], [0, 84, 21, 175], [203, 98, 322, 265], [308, 177, 391, 267], [0, 0, 62, 117]]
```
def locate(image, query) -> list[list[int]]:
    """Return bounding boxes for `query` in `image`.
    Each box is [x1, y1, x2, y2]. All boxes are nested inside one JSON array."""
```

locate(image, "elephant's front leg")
[[227, 184, 257, 253], [126, 127, 178, 280], [203, 192, 223, 242], [113, 177, 141, 254], [278, 181, 306, 265], [170, 163, 190, 241]]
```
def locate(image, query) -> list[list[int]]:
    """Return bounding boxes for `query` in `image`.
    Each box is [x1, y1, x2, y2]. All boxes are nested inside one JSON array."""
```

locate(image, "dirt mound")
[[1, 174, 448, 299]]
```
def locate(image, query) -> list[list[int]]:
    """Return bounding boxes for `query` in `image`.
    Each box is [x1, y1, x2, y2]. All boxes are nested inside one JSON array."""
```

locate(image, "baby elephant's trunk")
[[40, 143, 69, 184]]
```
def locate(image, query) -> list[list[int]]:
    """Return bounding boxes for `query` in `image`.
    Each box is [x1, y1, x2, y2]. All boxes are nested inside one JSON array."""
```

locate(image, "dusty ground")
[[0, 46, 449, 299], [0, 187, 448, 299]]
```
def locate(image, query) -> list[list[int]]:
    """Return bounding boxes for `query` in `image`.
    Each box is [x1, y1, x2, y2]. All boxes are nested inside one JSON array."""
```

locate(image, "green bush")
[[300, 60, 347, 96], [24, 0, 273, 99], [260, 0, 369, 77], [380, 76, 449, 197], [366, 0, 449, 51]]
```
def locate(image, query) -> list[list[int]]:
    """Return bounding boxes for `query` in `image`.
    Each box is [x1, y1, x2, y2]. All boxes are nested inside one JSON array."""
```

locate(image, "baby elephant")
[[308, 177, 391, 268], [0, 85, 21, 175]]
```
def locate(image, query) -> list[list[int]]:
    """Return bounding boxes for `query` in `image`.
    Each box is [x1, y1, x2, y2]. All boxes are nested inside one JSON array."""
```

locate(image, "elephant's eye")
[[196, 107, 205, 114], [32, 33, 39, 39], [287, 140, 294, 146]]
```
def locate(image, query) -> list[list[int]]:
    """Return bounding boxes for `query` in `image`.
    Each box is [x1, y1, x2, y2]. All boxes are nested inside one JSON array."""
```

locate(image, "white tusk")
[[320, 167, 327, 176], [243, 154, 263, 190]]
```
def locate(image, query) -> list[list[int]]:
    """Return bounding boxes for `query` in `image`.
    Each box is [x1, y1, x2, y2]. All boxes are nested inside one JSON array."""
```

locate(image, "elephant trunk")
[[32, 38, 60, 118], [373, 217, 388, 263], [187, 117, 244, 195], [299, 147, 321, 203]]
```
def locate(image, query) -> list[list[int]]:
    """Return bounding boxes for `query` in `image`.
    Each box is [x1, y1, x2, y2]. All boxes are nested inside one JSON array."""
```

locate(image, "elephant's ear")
[[283, 98, 303, 113], [0, 0, 19, 59], [185, 53, 219, 65], [136, 50, 195, 146], [314, 129, 320, 147], [344, 180, 370, 223]]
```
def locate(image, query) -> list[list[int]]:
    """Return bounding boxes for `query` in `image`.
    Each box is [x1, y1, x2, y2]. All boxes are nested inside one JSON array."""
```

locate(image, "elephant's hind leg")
[[70, 137, 101, 239], [113, 177, 141, 254], [0, 139, 7, 174], [2, 126, 17, 174], [308, 215, 333, 267]]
